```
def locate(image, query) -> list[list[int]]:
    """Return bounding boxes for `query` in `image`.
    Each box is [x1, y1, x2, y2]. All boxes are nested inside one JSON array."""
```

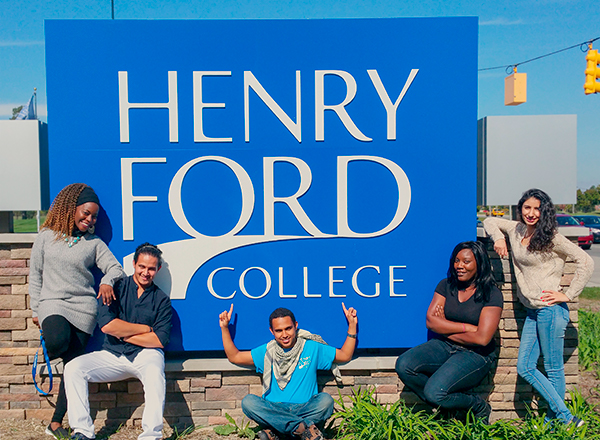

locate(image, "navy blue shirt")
[[97, 275, 172, 361]]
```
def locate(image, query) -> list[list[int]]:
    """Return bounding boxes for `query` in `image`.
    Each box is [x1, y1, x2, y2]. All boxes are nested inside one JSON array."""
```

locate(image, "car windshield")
[[557, 216, 580, 226], [579, 216, 600, 225]]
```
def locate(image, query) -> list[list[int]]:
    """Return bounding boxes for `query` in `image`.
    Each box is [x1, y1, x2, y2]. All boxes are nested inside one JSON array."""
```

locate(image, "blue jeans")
[[241, 393, 334, 435], [517, 303, 573, 424], [395, 338, 494, 415]]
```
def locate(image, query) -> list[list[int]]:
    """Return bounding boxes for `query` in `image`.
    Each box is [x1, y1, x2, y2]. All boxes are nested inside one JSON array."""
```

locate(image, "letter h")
[[118, 71, 179, 143]]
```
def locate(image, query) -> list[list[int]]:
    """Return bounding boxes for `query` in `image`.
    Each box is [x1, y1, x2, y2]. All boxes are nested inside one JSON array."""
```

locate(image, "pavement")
[[585, 244, 600, 287]]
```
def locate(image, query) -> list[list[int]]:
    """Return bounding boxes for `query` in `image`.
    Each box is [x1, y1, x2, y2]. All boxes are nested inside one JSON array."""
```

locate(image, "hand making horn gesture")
[[219, 303, 234, 328]]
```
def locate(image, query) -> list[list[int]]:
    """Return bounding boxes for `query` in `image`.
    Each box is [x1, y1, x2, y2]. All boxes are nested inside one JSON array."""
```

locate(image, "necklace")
[[62, 233, 82, 248]]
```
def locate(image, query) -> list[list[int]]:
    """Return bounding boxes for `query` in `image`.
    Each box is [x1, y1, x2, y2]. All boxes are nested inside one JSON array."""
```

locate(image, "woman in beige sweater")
[[484, 188, 593, 427]]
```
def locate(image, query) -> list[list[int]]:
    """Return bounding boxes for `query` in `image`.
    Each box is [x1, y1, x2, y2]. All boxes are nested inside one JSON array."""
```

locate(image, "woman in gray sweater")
[[484, 188, 593, 427], [29, 183, 124, 438]]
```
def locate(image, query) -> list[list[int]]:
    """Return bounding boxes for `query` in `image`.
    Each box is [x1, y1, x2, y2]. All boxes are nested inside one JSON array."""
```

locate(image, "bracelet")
[[347, 333, 357, 339], [462, 323, 466, 333], [148, 325, 154, 333]]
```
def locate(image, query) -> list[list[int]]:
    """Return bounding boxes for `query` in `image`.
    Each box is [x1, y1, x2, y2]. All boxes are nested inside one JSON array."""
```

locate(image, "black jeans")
[[395, 338, 494, 414], [42, 315, 90, 424]]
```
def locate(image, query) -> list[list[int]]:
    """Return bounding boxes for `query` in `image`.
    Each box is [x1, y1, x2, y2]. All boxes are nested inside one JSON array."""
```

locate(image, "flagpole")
[[111, 0, 114, 19], [33, 88, 37, 120]]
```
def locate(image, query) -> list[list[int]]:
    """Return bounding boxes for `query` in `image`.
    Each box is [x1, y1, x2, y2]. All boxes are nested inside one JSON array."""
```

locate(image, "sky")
[[1, 0, 598, 189]]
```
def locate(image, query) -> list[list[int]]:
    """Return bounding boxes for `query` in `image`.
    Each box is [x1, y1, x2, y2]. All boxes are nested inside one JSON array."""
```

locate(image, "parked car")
[[556, 214, 593, 250], [573, 215, 600, 243], [491, 208, 505, 217]]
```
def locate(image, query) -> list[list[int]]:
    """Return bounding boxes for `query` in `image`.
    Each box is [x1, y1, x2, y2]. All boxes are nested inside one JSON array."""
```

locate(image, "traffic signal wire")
[[479, 36, 600, 74]]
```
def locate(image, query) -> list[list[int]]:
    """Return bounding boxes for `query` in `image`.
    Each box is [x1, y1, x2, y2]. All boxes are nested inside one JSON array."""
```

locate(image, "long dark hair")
[[447, 241, 496, 302], [516, 188, 556, 253]]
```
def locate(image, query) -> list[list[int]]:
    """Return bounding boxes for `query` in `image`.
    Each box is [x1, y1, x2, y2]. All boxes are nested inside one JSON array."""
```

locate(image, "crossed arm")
[[218, 303, 359, 365], [101, 319, 164, 348], [426, 293, 501, 346]]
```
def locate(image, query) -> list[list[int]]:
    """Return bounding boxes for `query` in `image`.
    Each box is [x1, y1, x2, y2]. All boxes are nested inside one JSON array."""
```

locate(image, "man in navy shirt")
[[219, 304, 358, 440], [65, 243, 172, 440]]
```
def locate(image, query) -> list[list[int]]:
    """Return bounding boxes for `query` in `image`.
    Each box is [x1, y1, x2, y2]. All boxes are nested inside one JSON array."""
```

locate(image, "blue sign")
[[45, 18, 477, 351]]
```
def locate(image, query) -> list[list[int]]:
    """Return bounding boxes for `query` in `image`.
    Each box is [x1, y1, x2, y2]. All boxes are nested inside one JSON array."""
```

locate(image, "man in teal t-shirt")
[[219, 304, 358, 440]]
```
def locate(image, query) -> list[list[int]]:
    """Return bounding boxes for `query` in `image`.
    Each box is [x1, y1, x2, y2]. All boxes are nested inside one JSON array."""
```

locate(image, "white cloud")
[[480, 18, 525, 26], [0, 41, 45, 47]]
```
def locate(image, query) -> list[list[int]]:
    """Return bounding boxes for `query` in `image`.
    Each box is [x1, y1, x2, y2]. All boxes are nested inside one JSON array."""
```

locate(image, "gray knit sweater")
[[483, 217, 594, 309], [29, 229, 124, 334]]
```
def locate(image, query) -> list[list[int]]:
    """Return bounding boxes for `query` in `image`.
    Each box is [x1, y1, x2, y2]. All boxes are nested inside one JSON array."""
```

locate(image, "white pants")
[[64, 348, 166, 440]]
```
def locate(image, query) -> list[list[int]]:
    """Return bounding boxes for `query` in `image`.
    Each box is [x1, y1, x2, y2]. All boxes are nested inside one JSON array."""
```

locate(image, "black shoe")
[[474, 401, 491, 424], [45, 425, 70, 439], [569, 416, 585, 428]]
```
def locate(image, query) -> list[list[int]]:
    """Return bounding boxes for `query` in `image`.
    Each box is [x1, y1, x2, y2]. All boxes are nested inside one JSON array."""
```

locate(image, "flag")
[[15, 94, 35, 120]]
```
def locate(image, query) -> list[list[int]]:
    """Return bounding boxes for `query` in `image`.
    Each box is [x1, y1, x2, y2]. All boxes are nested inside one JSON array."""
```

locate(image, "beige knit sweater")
[[483, 217, 594, 309]]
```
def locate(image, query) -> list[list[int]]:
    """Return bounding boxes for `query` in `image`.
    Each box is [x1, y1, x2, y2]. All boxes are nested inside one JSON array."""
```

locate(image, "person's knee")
[[395, 354, 412, 380], [63, 361, 75, 380], [517, 358, 533, 379], [423, 382, 447, 407], [64, 357, 82, 377], [241, 394, 261, 416], [63, 359, 86, 390], [43, 330, 70, 358], [314, 393, 334, 416]]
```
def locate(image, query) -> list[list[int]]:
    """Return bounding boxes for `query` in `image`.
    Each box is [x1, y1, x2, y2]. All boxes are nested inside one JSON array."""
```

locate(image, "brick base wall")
[[0, 236, 579, 428]]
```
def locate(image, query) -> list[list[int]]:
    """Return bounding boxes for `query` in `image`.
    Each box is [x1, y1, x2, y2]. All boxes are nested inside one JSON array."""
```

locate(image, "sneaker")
[[70, 433, 94, 440], [45, 424, 70, 439], [295, 423, 325, 440], [569, 416, 585, 428], [473, 401, 491, 425], [257, 428, 280, 440]]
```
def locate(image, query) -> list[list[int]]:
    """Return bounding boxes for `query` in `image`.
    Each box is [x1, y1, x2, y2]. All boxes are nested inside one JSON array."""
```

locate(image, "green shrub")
[[332, 387, 440, 440], [578, 310, 600, 371], [331, 387, 598, 439], [213, 414, 256, 439]]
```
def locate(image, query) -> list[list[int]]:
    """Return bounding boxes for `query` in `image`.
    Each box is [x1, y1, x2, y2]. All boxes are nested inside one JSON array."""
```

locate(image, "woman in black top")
[[395, 241, 503, 422]]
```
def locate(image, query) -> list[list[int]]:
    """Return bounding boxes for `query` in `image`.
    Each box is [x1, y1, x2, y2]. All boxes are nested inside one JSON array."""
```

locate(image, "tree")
[[576, 185, 600, 213], [9, 106, 23, 120]]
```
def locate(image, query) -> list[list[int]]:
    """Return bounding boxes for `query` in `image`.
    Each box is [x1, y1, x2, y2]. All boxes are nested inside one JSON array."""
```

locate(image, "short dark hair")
[[447, 241, 496, 303], [133, 242, 163, 268], [269, 308, 296, 328]]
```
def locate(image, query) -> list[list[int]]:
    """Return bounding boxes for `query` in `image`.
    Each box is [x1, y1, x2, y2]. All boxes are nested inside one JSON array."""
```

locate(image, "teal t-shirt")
[[251, 339, 336, 404]]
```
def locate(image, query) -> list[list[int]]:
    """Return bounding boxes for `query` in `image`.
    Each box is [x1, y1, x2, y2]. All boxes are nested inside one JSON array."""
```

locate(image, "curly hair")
[[447, 241, 497, 303], [42, 183, 88, 239], [516, 188, 557, 253]]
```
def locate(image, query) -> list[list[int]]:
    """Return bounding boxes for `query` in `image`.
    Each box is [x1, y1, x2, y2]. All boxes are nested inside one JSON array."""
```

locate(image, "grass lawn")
[[12, 217, 45, 233], [582, 287, 600, 301]]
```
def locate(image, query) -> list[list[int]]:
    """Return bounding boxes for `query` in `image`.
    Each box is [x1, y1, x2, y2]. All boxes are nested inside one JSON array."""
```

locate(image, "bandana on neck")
[[262, 329, 342, 395]]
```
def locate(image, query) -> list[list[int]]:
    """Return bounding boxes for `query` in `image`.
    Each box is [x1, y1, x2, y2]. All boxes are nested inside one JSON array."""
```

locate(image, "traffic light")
[[584, 46, 600, 95], [505, 67, 527, 106]]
